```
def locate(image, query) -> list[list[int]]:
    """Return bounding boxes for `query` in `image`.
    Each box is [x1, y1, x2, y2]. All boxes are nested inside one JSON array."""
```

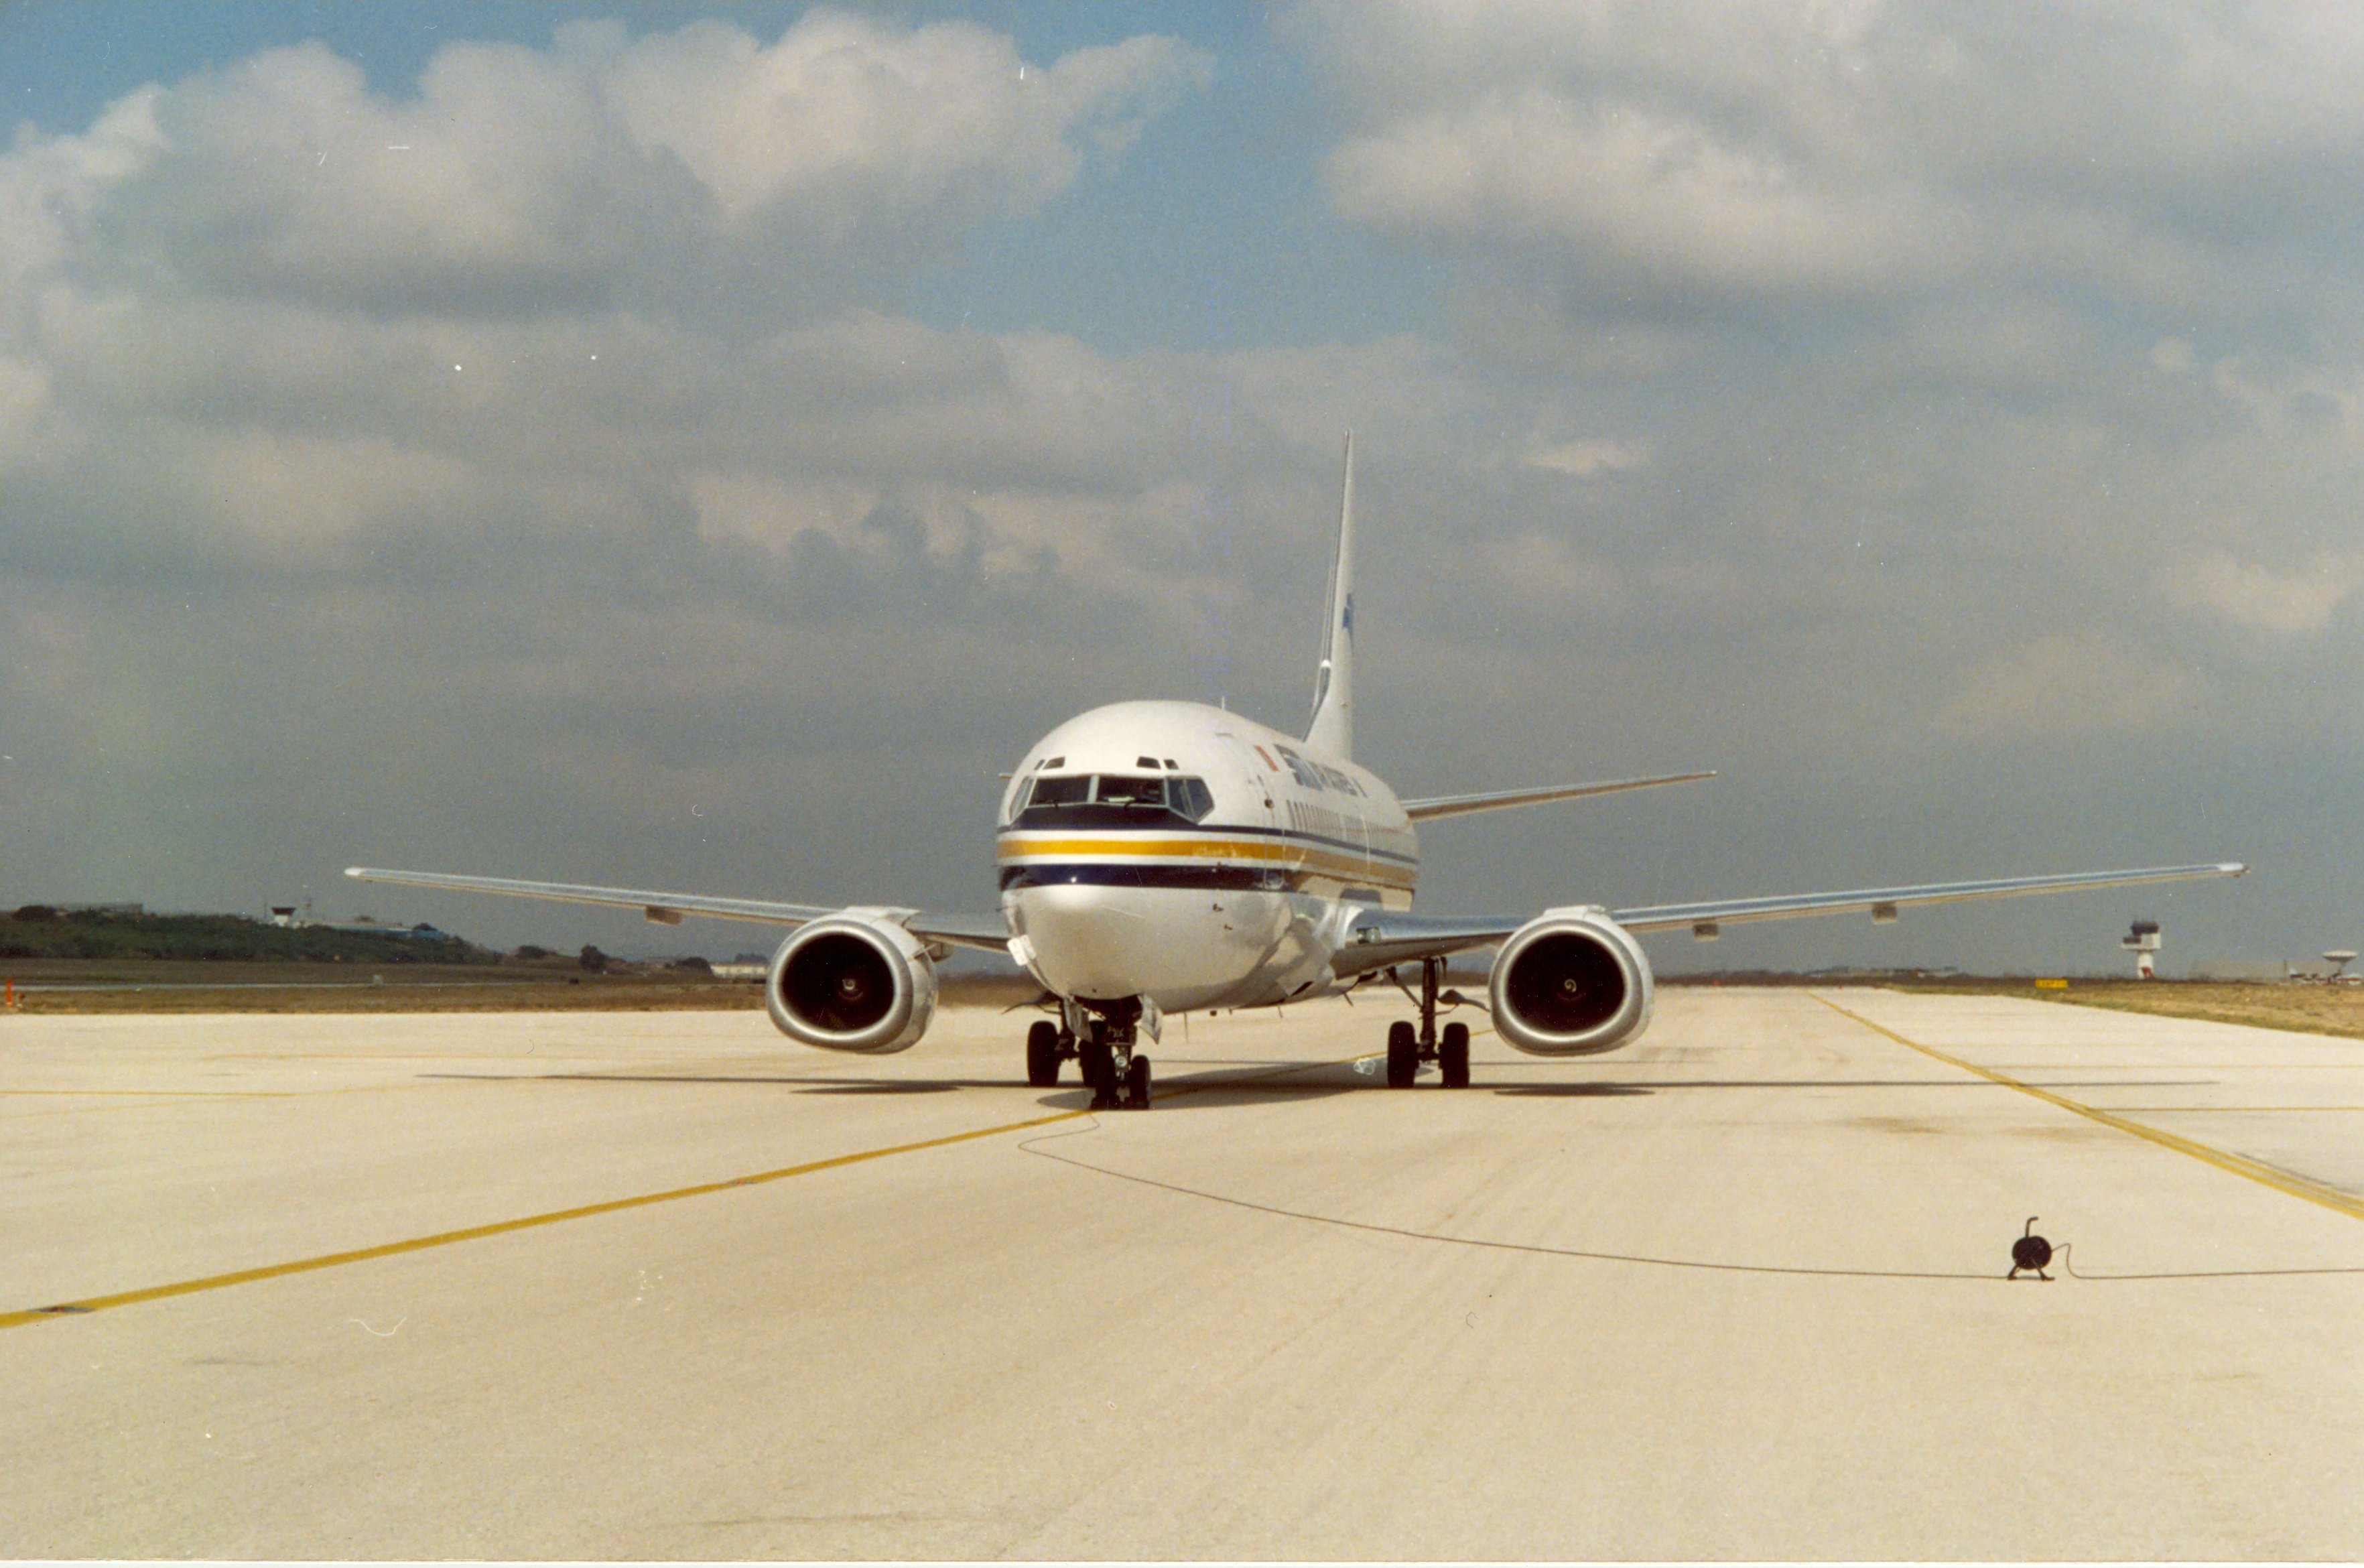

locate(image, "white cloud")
[[0, 12, 1211, 322], [1304, 2, 2364, 321], [1523, 436, 1645, 477], [1329, 92, 1970, 297], [1932, 635, 2208, 740], [2165, 553, 2364, 637], [1488, 531, 1631, 615], [588, 16, 1209, 223]]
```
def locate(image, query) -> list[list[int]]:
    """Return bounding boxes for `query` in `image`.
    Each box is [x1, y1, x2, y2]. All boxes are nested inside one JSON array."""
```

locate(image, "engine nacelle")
[[765, 911, 937, 1054], [1490, 907, 1654, 1057]]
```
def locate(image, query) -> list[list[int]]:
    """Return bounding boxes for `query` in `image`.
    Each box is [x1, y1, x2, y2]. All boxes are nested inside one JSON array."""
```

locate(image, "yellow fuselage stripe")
[[999, 834, 1417, 888], [1813, 994, 2364, 1224]]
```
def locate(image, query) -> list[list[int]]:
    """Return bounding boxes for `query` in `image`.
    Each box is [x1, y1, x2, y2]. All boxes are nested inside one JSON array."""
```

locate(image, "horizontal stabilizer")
[[342, 868, 1010, 952], [1402, 771, 1715, 823]]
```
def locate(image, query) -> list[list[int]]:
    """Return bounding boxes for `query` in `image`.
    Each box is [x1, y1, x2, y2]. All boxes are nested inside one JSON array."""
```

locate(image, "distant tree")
[[670, 955, 714, 974], [515, 944, 551, 960], [578, 944, 607, 973], [11, 905, 58, 923]]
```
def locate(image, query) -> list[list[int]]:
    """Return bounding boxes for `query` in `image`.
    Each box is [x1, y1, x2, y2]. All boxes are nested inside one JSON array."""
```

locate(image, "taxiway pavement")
[[3, 988, 2360, 1558]]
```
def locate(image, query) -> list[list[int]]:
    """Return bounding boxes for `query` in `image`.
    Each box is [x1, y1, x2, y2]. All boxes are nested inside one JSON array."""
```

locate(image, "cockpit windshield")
[[1025, 774, 1092, 809], [1092, 775, 1165, 808], [1017, 773, 1216, 826]]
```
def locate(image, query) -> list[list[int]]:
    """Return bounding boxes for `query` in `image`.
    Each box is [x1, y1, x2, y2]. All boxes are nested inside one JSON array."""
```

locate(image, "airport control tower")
[[2122, 919, 2161, 979]]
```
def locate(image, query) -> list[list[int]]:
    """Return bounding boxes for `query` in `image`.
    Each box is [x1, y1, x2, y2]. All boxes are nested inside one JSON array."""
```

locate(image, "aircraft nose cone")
[[1016, 885, 1163, 993]]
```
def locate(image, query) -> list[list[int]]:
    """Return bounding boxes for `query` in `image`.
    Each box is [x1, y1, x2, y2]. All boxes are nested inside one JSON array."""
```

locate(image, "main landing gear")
[[1025, 1019, 1069, 1088], [1385, 957, 1471, 1090], [1027, 1002, 1151, 1110]]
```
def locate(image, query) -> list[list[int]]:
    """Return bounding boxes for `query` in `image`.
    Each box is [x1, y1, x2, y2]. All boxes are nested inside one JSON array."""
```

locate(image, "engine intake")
[[765, 911, 937, 1054], [1490, 907, 1653, 1057]]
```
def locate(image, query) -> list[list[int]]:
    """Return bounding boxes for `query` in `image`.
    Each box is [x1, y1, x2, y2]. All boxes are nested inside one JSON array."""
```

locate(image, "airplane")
[[350, 435, 2246, 1110]]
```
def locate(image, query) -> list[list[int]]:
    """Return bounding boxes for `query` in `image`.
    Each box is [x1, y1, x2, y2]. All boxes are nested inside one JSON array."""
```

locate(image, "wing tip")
[[343, 866, 368, 880]]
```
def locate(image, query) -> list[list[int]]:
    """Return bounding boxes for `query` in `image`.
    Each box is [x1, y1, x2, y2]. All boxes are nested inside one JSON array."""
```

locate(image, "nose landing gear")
[[1384, 958, 1473, 1089]]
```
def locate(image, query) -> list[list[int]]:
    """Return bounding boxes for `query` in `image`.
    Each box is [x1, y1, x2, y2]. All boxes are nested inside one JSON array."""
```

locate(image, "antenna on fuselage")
[[1305, 431, 1356, 761]]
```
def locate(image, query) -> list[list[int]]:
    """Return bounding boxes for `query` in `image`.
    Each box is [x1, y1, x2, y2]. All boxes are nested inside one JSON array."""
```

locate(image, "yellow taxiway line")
[[1, 1053, 1376, 1331], [0, 1108, 1092, 1331], [1813, 993, 2364, 1224]]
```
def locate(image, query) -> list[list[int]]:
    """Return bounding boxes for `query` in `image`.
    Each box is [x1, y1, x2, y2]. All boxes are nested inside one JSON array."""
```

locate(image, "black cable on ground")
[[1020, 1123, 2364, 1285], [2056, 1242, 2364, 1281], [1019, 1120, 1997, 1282]]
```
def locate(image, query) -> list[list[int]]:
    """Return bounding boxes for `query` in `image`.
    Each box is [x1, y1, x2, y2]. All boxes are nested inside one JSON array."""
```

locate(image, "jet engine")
[[765, 911, 937, 1054], [1489, 907, 1654, 1057]]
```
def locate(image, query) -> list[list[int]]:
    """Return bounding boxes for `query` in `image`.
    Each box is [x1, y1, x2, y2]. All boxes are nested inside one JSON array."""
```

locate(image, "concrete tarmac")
[[3, 987, 2361, 1559]]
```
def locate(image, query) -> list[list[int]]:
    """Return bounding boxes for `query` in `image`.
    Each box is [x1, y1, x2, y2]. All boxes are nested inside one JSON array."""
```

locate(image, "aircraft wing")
[[1610, 862, 2247, 935], [342, 867, 1012, 952], [1401, 771, 1714, 822], [1332, 861, 2247, 975]]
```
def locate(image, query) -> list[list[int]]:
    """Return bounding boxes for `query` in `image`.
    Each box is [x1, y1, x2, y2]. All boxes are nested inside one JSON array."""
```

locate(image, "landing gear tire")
[[1125, 1053, 1152, 1110], [1080, 1039, 1117, 1109], [1026, 1020, 1061, 1088], [1440, 1021, 1471, 1089], [1386, 1020, 1419, 1088]]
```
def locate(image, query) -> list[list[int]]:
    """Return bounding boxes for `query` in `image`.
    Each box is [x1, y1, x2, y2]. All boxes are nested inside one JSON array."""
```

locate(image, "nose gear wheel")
[[1047, 1000, 1153, 1108]]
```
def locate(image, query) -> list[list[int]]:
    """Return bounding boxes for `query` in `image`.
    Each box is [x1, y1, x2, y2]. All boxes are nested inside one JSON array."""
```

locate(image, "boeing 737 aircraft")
[[351, 436, 2244, 1109]]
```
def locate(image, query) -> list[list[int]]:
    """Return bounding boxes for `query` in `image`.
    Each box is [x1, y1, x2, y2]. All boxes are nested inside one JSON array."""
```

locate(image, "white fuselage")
[[997, 701, 1417, 1012]]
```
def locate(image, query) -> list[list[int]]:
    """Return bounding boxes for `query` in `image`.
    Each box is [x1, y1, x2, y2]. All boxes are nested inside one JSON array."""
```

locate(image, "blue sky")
[[5, 2, 2360, 973]]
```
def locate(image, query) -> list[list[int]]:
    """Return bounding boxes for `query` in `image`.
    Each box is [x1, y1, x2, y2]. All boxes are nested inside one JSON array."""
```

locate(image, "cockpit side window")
[[1171, 777, 1215, 822]]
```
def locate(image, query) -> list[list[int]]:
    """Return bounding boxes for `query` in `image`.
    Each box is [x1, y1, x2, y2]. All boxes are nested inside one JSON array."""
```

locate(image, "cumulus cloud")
[[1522, 436, 1645, 477], [0, 13, 1228, 584], [3, 11, 1212, 323], [1329, 91, 1971, 298], [1932, 635, 2209, 740], [588, 17, 1208, 222], [2165, 553, 2364, 637], [1303, 1, 2364, 322]]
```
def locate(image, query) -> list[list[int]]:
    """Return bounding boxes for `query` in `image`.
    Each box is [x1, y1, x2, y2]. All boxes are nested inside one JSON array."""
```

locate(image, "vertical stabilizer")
[[1305, 432, 1356, 761]]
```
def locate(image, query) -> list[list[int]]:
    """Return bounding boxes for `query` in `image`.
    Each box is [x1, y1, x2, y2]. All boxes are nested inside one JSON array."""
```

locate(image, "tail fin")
[[1305, 432, 1356, 760]]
